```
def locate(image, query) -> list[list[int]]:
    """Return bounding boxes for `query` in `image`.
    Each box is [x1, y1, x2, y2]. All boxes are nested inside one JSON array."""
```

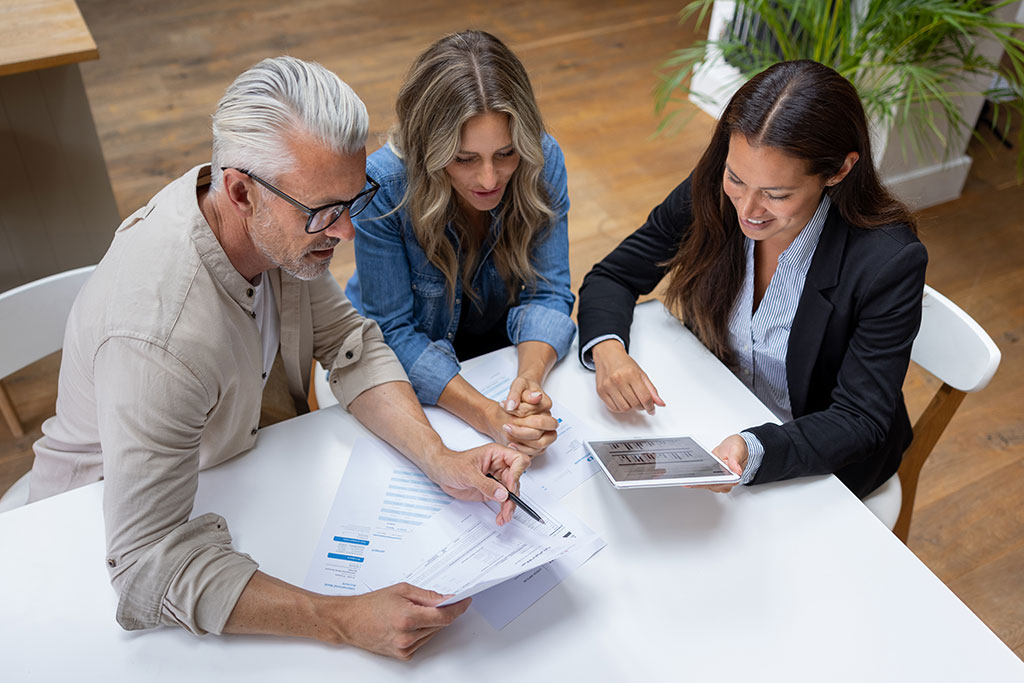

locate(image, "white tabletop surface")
[[2, 301, 1021, 681]]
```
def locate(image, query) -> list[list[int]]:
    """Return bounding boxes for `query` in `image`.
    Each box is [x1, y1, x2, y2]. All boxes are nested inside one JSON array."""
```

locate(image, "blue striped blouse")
[[736, 195, 831, 483], [579, 195, 831, 485]]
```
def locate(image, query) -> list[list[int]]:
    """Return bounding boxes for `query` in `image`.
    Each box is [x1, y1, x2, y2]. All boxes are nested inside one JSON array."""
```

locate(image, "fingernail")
[[530, 391, 542, 399], [504, 400, 516, 411], [508, 443, 518, 451], [494, 488, 508, 501], [502, 424, 512, 433]]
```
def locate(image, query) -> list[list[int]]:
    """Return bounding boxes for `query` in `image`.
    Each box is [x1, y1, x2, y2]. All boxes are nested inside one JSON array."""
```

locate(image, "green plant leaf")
[[654, 0, 1024, 172]]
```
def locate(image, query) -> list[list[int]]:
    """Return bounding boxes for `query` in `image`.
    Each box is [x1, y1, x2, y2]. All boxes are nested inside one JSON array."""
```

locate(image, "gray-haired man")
[[29, 57, 527, 659]]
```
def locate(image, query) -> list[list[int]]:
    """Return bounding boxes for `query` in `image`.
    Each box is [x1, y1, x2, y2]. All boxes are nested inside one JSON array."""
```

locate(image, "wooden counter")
[[0, 0, 98, 76], [0, 0, 118, 292]]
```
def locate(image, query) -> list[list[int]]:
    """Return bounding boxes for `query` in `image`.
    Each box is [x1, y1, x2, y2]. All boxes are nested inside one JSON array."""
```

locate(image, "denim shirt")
[[346, 133, 576, 405]]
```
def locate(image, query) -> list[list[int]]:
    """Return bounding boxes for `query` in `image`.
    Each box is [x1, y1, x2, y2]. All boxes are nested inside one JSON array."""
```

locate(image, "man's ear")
[[221, 169, 256, 219]]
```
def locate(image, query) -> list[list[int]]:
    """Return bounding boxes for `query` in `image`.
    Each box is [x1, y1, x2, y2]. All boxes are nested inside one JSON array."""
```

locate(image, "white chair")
[[311, 361, 338, 409], [864, 285, 1001, 542], [0, 265, 96, 512]]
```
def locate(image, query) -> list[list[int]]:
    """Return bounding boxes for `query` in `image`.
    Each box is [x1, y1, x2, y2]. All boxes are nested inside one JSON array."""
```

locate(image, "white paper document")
[[366, 498, 578, 604], [303, 439, 456, 596], [304, 438, 605, 628], [456, 494, 605, 629]]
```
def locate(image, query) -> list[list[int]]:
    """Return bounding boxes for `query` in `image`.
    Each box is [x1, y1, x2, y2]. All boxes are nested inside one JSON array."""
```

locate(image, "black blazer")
[[578, 177, 928, 498]]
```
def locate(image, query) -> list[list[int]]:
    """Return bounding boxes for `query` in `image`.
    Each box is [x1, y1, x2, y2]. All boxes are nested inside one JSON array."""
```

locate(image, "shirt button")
[[261, 372, 267, 379], [107, 558, 116, 568], [345, 350, 353, 359], [251, 427, 258, 436], [246, 288, 254, 297], [446, 333, 453, 339], [250, 311, 256, 319]]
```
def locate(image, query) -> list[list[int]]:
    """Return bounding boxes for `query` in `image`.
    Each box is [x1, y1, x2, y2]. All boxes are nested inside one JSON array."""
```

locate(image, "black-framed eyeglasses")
[[222, 167, 379, 234]]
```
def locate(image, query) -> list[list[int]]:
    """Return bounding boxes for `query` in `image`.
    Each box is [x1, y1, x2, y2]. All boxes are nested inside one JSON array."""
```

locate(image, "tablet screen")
[[584, 436, 738, 487]]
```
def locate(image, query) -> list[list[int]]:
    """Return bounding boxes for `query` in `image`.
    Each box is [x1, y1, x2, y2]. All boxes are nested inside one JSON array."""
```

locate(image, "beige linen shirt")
[[29, 165, 408, 636]]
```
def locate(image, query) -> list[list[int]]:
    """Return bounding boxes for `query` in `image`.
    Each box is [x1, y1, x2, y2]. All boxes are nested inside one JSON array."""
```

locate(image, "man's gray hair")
[[211, 56, 368, 191]]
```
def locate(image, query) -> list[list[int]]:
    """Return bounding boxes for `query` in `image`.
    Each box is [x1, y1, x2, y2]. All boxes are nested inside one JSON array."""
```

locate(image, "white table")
[[2, 302, 1021, 681]]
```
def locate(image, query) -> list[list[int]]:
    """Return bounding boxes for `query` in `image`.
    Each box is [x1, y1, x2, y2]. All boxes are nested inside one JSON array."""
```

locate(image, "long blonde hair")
[[390, 30, 553, 306]]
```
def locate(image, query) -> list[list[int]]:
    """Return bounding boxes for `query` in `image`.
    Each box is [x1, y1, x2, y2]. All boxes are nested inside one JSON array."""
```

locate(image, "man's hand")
[[326, 583, 471, 660], [225, 572, 469, 660], [419, 442, 531, 525], [687, 434, 747, 494], [349, 381, 532, 525], [591, 339, 666, 414]]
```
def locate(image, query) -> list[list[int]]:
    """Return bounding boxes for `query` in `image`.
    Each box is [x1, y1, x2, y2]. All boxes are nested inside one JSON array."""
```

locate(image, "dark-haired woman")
[[347, 31, 574, 456], [577, 60, 927, 498]]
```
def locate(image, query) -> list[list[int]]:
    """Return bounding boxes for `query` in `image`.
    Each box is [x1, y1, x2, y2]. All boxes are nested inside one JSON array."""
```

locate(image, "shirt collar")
[[778, 193, 831, 269], [184, 164, 260, 312]]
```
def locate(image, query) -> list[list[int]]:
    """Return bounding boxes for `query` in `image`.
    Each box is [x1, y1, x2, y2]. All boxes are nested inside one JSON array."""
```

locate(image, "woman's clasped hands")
[[491, 374, 558, 456]]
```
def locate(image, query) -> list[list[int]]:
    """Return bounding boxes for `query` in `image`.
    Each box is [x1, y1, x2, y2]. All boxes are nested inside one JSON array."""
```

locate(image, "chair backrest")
[[910, 285, 1001, 393], [0, 265, 96, 379], [887, 285, 1001, 543]]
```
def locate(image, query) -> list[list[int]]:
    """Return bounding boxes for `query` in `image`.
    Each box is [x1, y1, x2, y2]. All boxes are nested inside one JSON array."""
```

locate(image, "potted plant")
[[655, 0, 1024, 208]]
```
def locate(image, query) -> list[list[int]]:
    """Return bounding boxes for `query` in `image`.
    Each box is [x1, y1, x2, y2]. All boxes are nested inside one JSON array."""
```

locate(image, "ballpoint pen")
[[486, 473, 545, 524]]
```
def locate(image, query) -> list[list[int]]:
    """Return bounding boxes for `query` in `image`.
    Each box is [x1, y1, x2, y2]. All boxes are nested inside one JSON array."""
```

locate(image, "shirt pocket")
[[409, 271, 449, 333]]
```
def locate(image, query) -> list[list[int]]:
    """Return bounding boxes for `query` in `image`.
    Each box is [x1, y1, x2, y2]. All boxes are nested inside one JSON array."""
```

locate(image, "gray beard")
[[251, 208, 338, 281], [269, 242, 332, 281]]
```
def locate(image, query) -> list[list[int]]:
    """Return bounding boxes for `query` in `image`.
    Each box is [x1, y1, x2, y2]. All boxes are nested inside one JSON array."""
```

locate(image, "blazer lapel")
[[786, 207, 848, 417]]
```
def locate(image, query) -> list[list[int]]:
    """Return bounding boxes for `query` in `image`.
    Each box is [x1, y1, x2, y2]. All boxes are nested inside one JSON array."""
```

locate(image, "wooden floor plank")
[[947, 540, 1024, 659], [910, 459, 1024, 580]]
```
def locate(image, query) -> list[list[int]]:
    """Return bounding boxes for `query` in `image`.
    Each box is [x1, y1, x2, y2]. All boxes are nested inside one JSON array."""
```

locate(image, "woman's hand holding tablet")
[[584, 436, 741, 489]]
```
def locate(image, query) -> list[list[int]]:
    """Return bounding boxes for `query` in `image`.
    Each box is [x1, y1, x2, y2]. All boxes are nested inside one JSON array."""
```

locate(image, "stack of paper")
[[304, 437, 604, 628], [304, 361, 606, 629]]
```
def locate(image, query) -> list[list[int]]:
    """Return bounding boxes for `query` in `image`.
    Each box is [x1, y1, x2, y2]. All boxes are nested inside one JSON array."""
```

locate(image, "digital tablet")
[[584, 436, 740, 489]]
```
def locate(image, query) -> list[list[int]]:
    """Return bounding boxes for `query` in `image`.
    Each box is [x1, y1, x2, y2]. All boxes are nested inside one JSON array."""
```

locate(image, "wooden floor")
[[1, 0, 1021, 660]]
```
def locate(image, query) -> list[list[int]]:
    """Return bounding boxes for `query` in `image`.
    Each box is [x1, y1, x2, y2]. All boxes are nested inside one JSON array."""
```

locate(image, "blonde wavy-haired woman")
[[346, 30, 575, 455]]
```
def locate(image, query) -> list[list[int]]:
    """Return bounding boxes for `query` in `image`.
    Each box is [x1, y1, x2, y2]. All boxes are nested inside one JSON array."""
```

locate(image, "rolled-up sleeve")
[[508, 302, 576, 357], [115, 512, 256, 633], [96, 336, 258, 636], [403, 338, 461, 405], [327, 317, 410, 407]]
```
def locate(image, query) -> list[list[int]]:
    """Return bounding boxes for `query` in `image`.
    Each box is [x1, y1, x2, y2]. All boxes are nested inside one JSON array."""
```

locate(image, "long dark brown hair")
[[663, 59, 916, 365]]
